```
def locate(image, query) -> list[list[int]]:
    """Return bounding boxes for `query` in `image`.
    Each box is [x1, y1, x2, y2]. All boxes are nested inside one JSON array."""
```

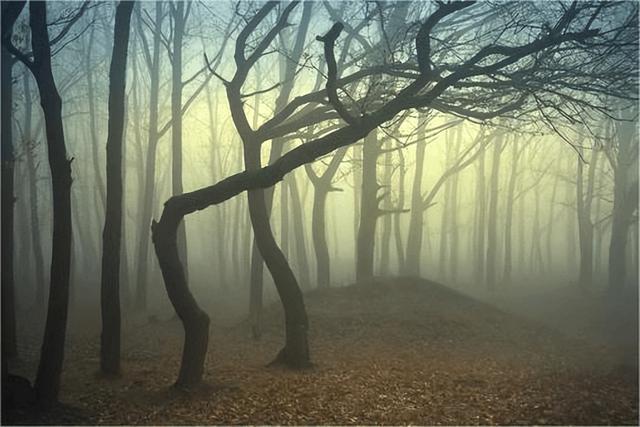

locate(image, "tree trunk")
[[10, 2, 76, 407], [608, 116, 639, 292], [100, 0, 134, 376], [287, 171, 311, 288], [134, 2, 163, 310], [379, 144, 392, 275], [502, 141, 519, 284], [448, 134, 461, 283], [474, 138, 487, 285], [356, 130, 380, 282], [393, 148, 406, 274], [171, 1, 188, 282], [85, 19, 106, 209], [404, 123, 426, 276], [244, 145, 311, 367], [577, 148, 597, 288], [485, 135, 503, 291], [312, 187, 330, 288]]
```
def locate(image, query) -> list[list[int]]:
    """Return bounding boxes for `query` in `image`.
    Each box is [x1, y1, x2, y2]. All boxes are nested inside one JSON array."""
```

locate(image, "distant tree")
[[607, 109, 639, 291]]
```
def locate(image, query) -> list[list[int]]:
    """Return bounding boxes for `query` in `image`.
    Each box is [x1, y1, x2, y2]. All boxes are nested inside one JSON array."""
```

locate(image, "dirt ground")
[[5, 277, 639, 425]]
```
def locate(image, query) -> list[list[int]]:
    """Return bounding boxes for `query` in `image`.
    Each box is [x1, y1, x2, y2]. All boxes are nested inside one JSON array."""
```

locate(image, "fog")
[[2, 1, 638, 424]]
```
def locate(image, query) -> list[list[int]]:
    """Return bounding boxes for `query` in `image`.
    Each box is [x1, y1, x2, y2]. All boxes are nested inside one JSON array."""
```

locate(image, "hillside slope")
[[6, 277, 638, 425]]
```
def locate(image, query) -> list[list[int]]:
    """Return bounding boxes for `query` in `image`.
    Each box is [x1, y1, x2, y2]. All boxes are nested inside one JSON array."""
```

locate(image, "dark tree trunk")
[[152, 216, 209, 388], [23, 72, 47, 310], [244, 144, 310, 367], [608, 116, 639, 292], [356, 130, 380, 282], [171, 1, 188, 281], [100, 0, 134, 376], [134, 2, 163, 310], [577, 148, 597, 288], [4, 2, 77, 407], [1, 45, 17, 363]]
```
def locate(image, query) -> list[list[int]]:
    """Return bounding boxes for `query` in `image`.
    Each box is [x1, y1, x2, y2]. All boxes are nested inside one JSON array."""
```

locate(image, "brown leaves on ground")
[[7, 278, 639, 425]]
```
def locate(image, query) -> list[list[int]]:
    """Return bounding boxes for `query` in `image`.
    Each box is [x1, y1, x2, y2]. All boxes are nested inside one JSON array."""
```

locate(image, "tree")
[[607, 110, 639, 291], [2, 0, 89, 406], [305, 147, 348, 288], [152, 0, 637, 387], [100, 0, 134, 377]]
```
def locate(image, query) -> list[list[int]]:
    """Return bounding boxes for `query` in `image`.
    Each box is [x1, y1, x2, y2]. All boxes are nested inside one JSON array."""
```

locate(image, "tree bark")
[[356, 129, 380, 282], [502, 141, 519, 284], [404, 123, 427, 276], [485, 135, 503, 291], [134, 2, 163, 310], [100, 0, 134, 376], [171, 1, 189, 282], [4, 2, 77, 407]]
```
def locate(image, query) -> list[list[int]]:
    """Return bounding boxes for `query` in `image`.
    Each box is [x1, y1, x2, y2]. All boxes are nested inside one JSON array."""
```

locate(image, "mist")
[[2, 1, 638, 425]]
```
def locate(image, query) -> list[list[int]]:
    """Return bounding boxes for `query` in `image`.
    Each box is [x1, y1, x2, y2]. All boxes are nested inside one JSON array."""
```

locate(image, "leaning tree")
[[151, 0, 638, 388]]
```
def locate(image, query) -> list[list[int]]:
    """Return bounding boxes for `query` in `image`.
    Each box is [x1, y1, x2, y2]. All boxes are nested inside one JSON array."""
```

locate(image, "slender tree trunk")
[[288, 171, 311, 288], [100, 0, 134, 376], [404, 123, 426, 276], [474, 140, 487, 285], [22, 71, 46, 309], [85, 20, 106, 209], [608, 118, 638, 292], [448, 134, 461, 283], [280, 177, 289, 257], [438, 137, 452, 280], [312, 187, 330, 288], [171, 1, 188, 282], [356, 130, 380, 282], [502, 142, 519, 284], [485, 135, 503, 291], [135, 3, 163, 310], [379, 144, 392, 275], [393, 148, 406, 274], [10, 2, 76, 407], [577, 148, 597, 288], [545, 171, 560, 275]]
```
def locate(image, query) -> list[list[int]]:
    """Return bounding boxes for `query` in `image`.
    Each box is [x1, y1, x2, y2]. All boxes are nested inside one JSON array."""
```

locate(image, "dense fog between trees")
[[1, 0, 638, 422]]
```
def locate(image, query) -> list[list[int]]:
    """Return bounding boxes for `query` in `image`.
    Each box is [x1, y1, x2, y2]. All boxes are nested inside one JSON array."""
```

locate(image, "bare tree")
[[152, 0, 638, 387], [100, 0, 134, 377], [2, 0, 89, 406]]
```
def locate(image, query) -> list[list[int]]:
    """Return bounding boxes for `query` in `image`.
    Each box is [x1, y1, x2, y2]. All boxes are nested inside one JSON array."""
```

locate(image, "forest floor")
[[5, 277, 638, 425]]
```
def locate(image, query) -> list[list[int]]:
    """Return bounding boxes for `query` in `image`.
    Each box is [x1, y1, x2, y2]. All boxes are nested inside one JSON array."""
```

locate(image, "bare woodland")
[[1, 0, 638, 424]]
